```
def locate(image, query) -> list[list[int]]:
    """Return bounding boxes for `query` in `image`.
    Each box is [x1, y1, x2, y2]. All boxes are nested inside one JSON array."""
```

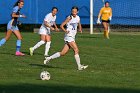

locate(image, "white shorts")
[[64, 35, 75, 43], [38, 26, 51, 35]]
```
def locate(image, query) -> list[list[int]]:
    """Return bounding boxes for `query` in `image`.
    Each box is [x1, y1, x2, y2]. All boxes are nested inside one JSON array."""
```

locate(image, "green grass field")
[[0, 31, 140, 93]]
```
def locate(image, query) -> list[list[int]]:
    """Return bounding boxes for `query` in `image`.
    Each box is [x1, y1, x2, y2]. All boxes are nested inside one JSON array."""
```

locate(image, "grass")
[[0, 31, 140, 93]]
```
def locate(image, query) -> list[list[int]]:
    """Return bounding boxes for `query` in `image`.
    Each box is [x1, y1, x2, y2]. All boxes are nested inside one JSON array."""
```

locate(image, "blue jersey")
[[11, 6, 20, 26]]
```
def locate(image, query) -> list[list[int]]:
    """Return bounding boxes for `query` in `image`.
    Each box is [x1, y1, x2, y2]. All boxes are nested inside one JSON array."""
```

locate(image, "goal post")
[[90, 0, 93, 34]]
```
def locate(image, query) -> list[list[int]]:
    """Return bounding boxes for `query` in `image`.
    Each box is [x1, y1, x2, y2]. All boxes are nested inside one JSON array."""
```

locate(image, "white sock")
[[32, 40, 45, 51], [74, 54, 81, 67], [50, 52, 60, 59], [45, 41, 51, 55]]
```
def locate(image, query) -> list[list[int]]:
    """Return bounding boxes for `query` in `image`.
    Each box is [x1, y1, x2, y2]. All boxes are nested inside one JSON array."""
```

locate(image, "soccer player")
[[97, 1, 112, 39], [0, 0, 26, 56], [29, 7, 59, 56], [44, 6, 88, 70]]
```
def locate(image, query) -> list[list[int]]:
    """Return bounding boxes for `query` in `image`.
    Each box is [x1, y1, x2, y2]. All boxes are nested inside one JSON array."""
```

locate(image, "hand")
[[20, 14, 26, 18], [79, 30, 82, 33], [50, 27, 55, 31], [65, 30, 69, 34], [55, 28, 60, 32], [97, 18, 101, 24]]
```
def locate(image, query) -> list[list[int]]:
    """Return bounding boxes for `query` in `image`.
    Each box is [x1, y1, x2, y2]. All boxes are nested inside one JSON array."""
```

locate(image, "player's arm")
[[53, 22, 59, 32], [78, 21, 82, 33], [44, 21, 55, 31], [109, 8, 112, 21], [60, 17, 71, 33], [12, 12, 26, 18], [98, 9, 102, 19], [97, 8, 102, 24]]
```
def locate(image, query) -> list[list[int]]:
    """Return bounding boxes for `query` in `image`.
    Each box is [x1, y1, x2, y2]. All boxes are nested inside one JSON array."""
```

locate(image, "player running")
[[29, 7, 59, 56], [97, 1, 112, 39], [0, 0, 26, 56], [44, 6, 88, 70]]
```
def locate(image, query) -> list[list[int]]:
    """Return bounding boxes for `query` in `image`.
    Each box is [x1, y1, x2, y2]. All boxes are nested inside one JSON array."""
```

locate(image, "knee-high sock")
[[45, 41, 51, 56], [106, 31, 109, 38], [32, 40, 45, 51], [74, 54, 81, 67], [49, 52, 60, 60], [104, 31, 109, 38], [104, 31, 106, 38], [16, 40, 21, 52], [0, 38, 6, 46]]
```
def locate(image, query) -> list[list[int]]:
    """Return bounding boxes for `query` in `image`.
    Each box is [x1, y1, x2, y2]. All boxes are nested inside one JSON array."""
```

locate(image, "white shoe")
[[44, 57, 51, 64], [78, 65, 88, 70], [29, 47, 34, 56]]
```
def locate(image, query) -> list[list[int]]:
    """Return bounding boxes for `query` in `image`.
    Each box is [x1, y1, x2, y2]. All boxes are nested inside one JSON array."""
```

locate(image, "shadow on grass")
[[78, 35, 98, 39], [0, 84, 139, 93], [22, 51, 43, 56], [29, 64, 64, 69]]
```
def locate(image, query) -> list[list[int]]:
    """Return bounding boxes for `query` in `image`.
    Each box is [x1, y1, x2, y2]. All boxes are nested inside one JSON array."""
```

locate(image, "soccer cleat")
[[15, 51, 25, 56], [44, 57, 51, 64], [29, 47, 34, 56], [78, 65, 88, 70]]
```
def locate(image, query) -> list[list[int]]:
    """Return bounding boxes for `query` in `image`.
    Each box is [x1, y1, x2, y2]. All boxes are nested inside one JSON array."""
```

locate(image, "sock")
[[16, 40, 21, 52], [45, 41, 51, 55], [74, 54, 81, 67], [104, 31, 109, 38], [32, 40, 45, 51], [50, 52, 60, 59], [0, 38, 6, 46], [106, 31, 109, 38]]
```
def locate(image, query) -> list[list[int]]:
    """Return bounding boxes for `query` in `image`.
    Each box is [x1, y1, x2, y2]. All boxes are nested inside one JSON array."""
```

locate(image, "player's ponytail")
[[13, 0, 24, 7]]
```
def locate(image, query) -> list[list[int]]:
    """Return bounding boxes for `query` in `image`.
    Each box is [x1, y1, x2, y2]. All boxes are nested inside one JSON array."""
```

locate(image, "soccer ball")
[[40, 71, 51, 80]]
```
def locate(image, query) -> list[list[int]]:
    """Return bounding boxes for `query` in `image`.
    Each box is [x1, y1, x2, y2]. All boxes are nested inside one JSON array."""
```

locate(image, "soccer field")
[[0, 32, 140, 93]]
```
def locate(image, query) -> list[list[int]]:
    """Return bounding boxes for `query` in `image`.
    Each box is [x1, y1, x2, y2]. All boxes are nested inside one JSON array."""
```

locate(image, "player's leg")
[[0, 30, 12, 46], [102, 22, 109, 39], [0, 20, 13, 46], [44, 44, 70, 64], [44, 35, 51, 56], [29, 35, 46, 56], [13, 30, 25, 56], [107, 22, 110, 38], [68, 41, 88, 70]]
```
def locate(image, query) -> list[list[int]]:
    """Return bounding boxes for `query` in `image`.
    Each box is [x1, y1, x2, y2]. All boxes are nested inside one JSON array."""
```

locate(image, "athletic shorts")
[[64, 35, 75, 43], [102, 20, 110, 23], [7, 20, 19, 31], [38, 26, 51, 35]]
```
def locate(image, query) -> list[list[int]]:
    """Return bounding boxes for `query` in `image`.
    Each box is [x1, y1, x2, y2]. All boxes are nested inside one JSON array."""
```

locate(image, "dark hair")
[[105, 1, 110, 5], [14, 0, 24, 7], [70, 6, 79, 18], [52, 7, 58, 11], [71, 6, 79, 11]]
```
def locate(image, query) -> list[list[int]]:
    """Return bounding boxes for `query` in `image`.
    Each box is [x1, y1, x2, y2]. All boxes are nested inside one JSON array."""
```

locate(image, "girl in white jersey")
[[29, 7, 59, 56], [44, 6, 88, 70]]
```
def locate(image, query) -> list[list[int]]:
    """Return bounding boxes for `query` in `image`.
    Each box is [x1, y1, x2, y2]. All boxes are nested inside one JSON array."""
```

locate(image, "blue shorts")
[[7, 20, 19, 31]]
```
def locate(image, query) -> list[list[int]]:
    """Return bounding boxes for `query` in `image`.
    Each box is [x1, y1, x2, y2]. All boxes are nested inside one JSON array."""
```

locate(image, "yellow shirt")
[[99, 7, 112, 20]]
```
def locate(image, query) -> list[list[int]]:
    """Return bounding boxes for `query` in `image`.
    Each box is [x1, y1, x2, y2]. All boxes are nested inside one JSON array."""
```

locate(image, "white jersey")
[[66, 15, 80, 37], [42, 13, 56, 28], [39, 13, 56, 35]]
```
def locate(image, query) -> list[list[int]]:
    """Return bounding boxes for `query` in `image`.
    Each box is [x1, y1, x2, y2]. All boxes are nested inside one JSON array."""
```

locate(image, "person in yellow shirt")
[[97, 1, 112, 39]]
